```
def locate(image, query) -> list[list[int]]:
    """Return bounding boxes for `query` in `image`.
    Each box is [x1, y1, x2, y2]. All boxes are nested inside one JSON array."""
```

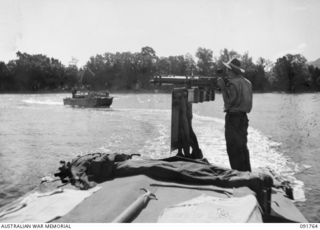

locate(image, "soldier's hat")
[[223, 58, 245, 74]]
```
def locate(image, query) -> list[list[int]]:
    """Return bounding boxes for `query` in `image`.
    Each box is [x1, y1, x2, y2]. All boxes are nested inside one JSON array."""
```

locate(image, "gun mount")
[[150, 75, 221, 159]]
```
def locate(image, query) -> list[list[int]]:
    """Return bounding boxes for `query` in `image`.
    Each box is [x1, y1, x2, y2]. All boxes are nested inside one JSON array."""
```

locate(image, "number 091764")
[[300, 224, 318, 228]]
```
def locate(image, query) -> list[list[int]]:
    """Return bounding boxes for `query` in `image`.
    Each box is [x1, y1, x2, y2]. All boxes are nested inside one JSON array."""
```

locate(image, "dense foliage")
[[0, 47, 319, 92]]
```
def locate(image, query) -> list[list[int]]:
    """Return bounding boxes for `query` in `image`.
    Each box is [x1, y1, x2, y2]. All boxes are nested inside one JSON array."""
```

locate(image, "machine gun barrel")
[[150, 76, 218, 89], [151, 75, 218, 103]]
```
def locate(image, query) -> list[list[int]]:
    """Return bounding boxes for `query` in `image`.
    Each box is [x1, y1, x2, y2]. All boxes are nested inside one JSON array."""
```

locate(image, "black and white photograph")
[[0, 0, 319, 226]]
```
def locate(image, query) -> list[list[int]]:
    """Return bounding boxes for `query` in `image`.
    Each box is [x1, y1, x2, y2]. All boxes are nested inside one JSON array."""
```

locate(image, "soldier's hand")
[[217, 77, 225, 90]]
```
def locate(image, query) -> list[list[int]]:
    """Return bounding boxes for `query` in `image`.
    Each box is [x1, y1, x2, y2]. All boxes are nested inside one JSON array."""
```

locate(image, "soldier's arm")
[[223, 84, 238, 108]]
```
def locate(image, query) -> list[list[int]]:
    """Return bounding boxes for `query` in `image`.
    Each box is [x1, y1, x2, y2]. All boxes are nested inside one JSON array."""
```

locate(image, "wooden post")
[[171, 88, 203, 159]]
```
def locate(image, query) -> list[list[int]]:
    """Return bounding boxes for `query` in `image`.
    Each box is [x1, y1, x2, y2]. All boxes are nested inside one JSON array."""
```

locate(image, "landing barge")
[[63, 90, 113, 108]]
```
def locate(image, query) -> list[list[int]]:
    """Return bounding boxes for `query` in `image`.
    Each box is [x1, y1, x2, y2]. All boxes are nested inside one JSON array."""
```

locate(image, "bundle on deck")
[[54, 153, 273, 214]]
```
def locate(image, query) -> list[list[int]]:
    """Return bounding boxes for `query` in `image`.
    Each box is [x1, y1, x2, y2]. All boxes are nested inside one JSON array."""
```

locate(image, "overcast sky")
[[0, 0, 319, 66]]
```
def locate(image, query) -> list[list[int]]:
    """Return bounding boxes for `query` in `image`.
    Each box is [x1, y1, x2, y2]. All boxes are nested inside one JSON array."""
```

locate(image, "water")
[[0, 93, 319, 222]]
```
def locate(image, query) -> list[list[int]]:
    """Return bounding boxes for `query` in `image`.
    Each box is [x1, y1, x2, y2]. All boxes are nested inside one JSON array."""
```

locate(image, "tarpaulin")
[[54, 153, 273, 212]]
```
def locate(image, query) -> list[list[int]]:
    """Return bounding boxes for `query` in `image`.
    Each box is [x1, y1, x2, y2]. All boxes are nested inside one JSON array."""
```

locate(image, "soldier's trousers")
[[225, 112, 251, 172]]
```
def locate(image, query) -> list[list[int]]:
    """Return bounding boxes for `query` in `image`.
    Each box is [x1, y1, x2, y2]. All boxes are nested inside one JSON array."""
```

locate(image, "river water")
[[0, 93, 319, 222]]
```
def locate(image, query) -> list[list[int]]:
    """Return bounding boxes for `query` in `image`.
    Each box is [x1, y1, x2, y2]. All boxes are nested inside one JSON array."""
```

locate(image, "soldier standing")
[[217, 58, 253, 172]]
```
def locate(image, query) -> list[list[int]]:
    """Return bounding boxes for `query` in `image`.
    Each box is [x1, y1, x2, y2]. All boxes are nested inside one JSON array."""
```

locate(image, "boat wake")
[[22, 99, 62, 106], [96, 107, 306, 202]]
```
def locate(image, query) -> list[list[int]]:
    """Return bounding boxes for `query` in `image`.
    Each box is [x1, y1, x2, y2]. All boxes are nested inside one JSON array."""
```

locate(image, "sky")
[[0, 0, 319, 66]]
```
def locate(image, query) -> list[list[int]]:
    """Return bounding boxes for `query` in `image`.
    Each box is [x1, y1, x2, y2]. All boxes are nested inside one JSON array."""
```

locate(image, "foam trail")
[[99, 108, 306, 201], [116, 108, 171, 114], [22, 99, 62, 105], [139, 122, 171, 158], [122, 108, 171, 158]]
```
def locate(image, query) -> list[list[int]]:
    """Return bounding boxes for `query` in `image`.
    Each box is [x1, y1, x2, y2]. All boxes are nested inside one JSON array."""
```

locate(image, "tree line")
[[1, 47, 320, 93]]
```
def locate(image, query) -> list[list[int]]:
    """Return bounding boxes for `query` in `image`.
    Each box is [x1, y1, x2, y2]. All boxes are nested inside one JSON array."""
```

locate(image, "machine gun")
[[151, 75, 220, 103], [150, 74, 224, 159]]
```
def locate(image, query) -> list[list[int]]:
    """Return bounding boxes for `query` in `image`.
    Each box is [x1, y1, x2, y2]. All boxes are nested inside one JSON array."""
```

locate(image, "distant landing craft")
[[63, 90, 113, 108], [63, 66, 113, 108]]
